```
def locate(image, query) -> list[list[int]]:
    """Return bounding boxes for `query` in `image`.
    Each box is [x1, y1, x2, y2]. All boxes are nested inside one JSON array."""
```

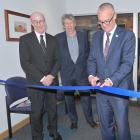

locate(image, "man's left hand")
[[100, 78, 113, 87], [41, 74, 55, 86]]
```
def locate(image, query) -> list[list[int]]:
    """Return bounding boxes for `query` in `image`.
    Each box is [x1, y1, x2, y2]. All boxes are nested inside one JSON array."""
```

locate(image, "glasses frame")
[[32, 20, 45, 26], [98, 13, 115, 26]]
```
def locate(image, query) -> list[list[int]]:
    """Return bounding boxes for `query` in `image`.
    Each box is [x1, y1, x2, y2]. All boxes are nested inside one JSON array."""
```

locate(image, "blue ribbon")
[[1, 79, 140, 98]]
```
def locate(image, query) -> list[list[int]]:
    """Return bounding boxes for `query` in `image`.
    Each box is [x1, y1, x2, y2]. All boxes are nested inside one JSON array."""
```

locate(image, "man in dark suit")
[[19, 12, 62, 140], [87, 3, 135, 140], [55, 14, 97, 129]]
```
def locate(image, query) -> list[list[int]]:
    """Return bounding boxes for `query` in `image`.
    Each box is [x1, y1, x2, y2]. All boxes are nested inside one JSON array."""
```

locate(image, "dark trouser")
[[28, 89, 57, 140], [65, 91, 93, 123], [96, 93, 131, 140]]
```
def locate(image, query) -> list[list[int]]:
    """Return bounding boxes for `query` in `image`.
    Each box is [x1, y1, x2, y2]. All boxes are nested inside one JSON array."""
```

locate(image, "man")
[[19, 12, 62, 140], [87, 3, 135, 140], [55, 14, 97, 129]]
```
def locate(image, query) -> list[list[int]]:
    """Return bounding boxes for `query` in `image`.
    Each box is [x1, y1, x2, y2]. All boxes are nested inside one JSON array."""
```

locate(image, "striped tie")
[[103, 33, 111, 60], [40, 35, 46, 54]]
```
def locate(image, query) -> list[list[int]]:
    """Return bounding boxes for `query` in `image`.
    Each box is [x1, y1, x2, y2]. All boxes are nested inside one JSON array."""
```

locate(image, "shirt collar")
[[109, 24, 117, 35], [34, 31, 46, 43], [104, 24, 117, 41], [35, 31, 45, 38]]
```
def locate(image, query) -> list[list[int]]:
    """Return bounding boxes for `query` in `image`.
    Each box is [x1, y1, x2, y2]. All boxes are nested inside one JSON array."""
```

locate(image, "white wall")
[[65, 0, 140, 89], [66, 0, 140, 14], [0, 0, 66, 133]]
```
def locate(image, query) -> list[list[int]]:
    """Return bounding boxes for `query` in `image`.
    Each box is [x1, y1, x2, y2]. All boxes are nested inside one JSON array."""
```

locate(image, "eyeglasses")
[[98, 13, 114, 25], [32, 20, 45, 25]]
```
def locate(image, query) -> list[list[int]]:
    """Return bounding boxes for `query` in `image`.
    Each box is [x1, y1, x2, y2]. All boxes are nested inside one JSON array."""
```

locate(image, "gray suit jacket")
[[19, 31, 60, 85], [87, 27, 135, 89]]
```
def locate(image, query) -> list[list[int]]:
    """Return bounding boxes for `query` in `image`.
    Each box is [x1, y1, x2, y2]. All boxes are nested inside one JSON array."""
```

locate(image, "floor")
[[4, 97, 140, 140]]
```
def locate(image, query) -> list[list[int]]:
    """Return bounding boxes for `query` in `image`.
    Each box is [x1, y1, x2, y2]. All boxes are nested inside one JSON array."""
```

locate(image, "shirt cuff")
[[88, 75, 94, 78], [106, 78, 113, 86], [40, 76, 45, 82]]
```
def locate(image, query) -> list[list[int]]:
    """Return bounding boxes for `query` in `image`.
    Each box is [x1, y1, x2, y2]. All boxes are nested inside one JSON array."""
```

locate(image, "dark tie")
[[40, 35, 46, 54], [103, 32, 111, 60]]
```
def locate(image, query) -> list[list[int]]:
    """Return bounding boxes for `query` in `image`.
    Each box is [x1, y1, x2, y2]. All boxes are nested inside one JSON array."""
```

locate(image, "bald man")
[[19, 12, 62, 140], [87, 3, 135, 140]]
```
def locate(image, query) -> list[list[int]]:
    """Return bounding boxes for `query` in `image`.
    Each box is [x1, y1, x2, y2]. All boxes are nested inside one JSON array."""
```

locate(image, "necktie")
[[40, 35, 46, 54], [103, 33, 111, 60]]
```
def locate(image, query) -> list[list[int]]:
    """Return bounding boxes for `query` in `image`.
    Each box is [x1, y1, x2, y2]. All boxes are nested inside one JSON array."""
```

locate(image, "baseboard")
[[0, 117, 30, 140]]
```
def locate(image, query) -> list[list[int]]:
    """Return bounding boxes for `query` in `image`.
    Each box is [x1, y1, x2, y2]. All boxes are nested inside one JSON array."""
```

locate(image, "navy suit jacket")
[[87, 27, 135, 89], [55, 30, 89, 86]]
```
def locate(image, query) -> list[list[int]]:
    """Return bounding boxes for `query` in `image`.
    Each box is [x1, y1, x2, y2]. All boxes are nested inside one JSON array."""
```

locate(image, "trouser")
[[65, 91, 94, 123], [28, 89, 57, 140], [96, 93, 131, 140]]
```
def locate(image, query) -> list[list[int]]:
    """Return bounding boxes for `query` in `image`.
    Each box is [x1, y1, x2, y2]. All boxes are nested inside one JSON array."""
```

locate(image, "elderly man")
[[87, 3, 135, 140], [19, 12, 62, 140]]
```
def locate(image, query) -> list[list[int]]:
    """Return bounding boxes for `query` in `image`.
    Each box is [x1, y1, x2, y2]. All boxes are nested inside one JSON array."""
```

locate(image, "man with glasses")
[[87, 3, 135, 140], [19, 12, 62, 140]]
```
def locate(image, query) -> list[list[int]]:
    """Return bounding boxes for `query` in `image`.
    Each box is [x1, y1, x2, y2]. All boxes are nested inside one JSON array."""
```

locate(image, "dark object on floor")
[[70, 122, 78, 129], [50, 133, 63, 140], [88, 121, 98, 128]]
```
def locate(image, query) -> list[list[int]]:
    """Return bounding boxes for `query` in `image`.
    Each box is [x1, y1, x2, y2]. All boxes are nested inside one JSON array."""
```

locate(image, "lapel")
[[107, 27, 120, 61], [76, 31, 82, 61], [31, 31, 40, 45], [99, 31, 105, 61], [31, 32, 42, 50], [45, 33, 49, 52], [31, 32, 47, 58], [63, 32, 75, 63]]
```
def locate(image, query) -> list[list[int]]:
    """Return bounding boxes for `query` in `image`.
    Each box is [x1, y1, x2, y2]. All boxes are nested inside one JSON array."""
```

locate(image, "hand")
[[88, 75, 99, 86], [100, 78, 113, 87], [41, 74, 55, 86]]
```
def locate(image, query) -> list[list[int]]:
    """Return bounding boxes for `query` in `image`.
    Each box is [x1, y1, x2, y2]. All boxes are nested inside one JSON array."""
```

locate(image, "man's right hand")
[[40, 75, 55, 86], [88, 75, 100, 86]]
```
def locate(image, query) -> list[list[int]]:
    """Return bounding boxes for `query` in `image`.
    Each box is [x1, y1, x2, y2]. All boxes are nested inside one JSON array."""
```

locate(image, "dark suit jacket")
[[87, 27, 136, 89], [19, 31, 60, 85], [55, 30, 89, 86]]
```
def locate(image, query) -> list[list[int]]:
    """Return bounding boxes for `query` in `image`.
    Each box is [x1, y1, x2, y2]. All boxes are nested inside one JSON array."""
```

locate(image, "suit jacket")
[[87, 27, 135, 89], [55, 30, 89, 86], [19, 31, 60, 85]]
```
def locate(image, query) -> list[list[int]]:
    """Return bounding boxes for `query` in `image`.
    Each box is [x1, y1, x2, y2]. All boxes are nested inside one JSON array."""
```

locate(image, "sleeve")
[[50, 37, 60, 77], [87, 33, 97, 76]]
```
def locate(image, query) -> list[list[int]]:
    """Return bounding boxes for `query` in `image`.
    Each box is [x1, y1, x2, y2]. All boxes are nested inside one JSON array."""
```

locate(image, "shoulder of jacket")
[[20, 31, 34, 39], [55, 31, 65, 36]]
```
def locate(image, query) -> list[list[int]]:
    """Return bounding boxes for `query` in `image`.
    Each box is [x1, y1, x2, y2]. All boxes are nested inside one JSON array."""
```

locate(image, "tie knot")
[[106, 32, 111, 37], [40, 35, 43, 39]]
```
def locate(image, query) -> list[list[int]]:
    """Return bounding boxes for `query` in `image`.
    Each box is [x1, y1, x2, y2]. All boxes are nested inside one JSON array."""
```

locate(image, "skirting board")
[[0, 117, 30, 140]]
